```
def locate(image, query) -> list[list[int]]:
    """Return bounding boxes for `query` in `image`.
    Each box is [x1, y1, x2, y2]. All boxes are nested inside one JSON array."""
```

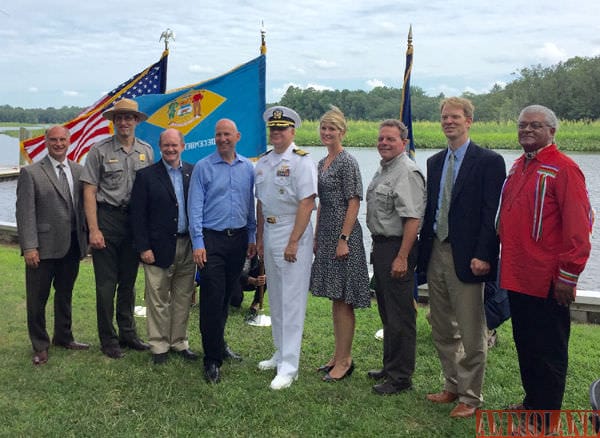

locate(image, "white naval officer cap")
[[263, 106, 302, 129]]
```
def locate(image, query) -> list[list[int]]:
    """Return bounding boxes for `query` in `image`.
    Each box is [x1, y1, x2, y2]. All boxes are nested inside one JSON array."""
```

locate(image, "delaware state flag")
[[134, 54, 266, 163]]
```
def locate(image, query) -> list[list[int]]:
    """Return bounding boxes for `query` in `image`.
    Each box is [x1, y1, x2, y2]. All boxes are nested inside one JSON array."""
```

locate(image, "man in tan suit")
[[16, 125, 89, 365]]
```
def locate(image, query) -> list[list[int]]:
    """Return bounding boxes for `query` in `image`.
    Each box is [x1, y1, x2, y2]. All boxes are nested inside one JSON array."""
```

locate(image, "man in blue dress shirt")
[[188, 119, 257, 384]]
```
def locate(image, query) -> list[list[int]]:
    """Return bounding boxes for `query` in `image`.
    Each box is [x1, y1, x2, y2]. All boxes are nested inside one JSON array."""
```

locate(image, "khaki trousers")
[[427, 238, 487, 407], [144, 237, 196, 354]]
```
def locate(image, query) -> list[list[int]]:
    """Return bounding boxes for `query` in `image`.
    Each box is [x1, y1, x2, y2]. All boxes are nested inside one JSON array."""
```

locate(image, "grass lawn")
[[1, 243, 599, 437]]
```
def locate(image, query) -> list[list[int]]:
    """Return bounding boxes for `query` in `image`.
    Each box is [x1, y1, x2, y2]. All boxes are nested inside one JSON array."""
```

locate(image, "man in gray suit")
[[16, 125, 89, 366]]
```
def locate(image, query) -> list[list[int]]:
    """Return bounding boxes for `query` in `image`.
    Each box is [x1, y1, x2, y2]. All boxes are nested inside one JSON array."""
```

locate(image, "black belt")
[[98, 202, 129, 213], [203, 227, 247, 237], [371, 235, 403, 243]]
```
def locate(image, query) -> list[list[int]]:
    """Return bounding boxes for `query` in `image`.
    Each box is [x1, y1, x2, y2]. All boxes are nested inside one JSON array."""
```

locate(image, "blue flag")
[[134, 54, 266, 163], [399, 27, 415, 160]]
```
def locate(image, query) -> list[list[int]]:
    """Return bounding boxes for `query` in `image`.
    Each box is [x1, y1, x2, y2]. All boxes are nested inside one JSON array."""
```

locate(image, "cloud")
[[28, 87, 38, 93], [63, 90, 80, 97], [427, 83, 462, 97], [536, 43, 567, 64], [270, 82, 299, 101], [268, 81, 334, 103], [313, 59, 337, 69], [289, 65, 306, 75], [188, 64, 214, 74], [305, 83, 334, 91], [366, 79, 386, 89]]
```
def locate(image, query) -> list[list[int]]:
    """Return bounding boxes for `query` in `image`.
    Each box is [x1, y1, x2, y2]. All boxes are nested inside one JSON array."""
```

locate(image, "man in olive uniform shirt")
[[81, 98, 153, 359], [366, 119, 426, 395]]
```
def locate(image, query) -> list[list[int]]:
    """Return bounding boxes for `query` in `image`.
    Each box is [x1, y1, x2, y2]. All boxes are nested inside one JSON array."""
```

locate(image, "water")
[[0, 134, 20, 167], [303, 146, 600, 292], [1, 144, 598, 290]]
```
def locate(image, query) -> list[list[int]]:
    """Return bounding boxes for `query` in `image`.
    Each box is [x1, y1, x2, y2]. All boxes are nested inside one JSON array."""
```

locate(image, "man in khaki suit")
[[16, 125, 89, 366]]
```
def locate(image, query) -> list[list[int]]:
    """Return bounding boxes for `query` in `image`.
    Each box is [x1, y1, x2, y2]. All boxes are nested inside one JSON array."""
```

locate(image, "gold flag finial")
[[407, 24, 413, 54], [260, 21, 267, 55]]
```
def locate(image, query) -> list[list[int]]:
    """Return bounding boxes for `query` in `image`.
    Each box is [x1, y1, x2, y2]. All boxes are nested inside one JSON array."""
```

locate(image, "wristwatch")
[[339, 233, 349, 242]]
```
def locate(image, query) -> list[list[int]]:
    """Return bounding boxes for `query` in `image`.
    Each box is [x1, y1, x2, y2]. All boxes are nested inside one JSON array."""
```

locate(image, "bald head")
[[215, 119, 241, 162], [45, 125, 71, 162]]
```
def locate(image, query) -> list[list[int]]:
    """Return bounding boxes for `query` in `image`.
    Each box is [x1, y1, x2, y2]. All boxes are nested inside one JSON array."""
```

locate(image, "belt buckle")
[[226, 229, 234, 237], [266, 216, 276, 224]]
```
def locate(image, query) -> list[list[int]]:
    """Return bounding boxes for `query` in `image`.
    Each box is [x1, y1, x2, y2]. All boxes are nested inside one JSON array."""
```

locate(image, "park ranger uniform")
[[255, 141, 317, 380], [81, 134, 154, 350]]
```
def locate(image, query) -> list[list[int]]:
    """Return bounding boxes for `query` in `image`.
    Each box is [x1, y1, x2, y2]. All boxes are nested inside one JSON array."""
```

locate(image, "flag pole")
[[248, 20, 271, 328], [399, 25, 415, 160], [260, 21, 267, 55]]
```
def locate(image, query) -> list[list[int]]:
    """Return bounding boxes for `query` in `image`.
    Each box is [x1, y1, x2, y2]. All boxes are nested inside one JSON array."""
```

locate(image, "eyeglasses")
[[518, 122, 550, 130], [269, 126, 290, 131]]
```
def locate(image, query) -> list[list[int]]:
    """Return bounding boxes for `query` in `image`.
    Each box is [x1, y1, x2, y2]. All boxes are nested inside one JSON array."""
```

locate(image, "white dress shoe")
[[270, 374, 298, 390], [258, 357, 277, 371]]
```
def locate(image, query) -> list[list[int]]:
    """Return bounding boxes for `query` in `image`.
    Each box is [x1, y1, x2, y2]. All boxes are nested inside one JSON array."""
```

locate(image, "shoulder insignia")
[[293, 148, 309, 156], [258, 149, 273, 158]]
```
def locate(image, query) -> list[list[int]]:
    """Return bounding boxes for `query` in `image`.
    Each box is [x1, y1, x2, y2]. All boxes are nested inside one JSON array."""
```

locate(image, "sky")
[[1, 0, 600, 109]]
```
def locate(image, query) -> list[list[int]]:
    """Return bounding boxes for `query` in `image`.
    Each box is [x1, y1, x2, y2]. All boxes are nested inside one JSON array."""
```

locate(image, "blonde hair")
[[440, 97, 475, 119], [319, 105, 347, 134]]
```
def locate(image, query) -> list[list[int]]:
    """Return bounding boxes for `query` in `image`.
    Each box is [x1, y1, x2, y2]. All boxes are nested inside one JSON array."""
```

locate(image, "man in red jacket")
[[498, 105, 592, 420]]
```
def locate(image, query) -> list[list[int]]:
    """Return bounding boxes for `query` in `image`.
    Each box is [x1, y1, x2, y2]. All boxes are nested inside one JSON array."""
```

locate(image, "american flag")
[[21, 51, 168, 163]]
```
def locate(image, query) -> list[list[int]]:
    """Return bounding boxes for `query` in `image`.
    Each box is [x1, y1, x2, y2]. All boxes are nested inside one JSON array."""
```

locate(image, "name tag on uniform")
[[108, 158, 119, 163], [139, 154, 146, 162], [276, 165, 290, 177]]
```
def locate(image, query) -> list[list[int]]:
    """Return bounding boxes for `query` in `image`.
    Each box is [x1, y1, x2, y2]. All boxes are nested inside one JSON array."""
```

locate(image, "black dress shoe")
[[372, 379, 412, 395], [204, 363, 221, 384], [177, 348, 199, 361], [119, 338, 150, 351], [152, 352, 169, 365], [32, 350, 48, 365], [367, 368, 386, 380], [223, 344, 242, 361], [322, 362, 355, 382], [53, 340, 90, 350], [102, 345, 125, 359]]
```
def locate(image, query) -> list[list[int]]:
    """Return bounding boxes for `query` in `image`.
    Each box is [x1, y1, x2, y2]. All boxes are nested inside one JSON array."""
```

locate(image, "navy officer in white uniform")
[[255, 106, 318, 390]]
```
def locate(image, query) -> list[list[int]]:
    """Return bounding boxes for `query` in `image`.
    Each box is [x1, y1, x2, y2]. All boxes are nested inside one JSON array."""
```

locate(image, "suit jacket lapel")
[[41, 156, 70, 205], [182, 163, 192, 202], [157, 162, 177, 201], [429, 150, 446, 207], [67, 160, 81, 209]]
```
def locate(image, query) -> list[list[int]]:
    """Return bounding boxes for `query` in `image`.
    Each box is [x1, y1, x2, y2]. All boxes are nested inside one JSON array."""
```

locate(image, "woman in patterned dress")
[[310, 106, 371, 382]]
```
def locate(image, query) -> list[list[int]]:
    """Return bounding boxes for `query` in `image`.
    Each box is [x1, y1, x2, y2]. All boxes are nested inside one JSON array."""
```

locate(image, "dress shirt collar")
[[208, 150, 242, 165], [162, 158, 182, 171], [447, 138, 470, 162]]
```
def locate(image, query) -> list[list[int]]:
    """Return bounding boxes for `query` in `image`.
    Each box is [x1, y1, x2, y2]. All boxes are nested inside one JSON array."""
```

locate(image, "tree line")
[[0, 105, 82, 124], [279, 55, 600, 122], [2, 55, 599, 124]]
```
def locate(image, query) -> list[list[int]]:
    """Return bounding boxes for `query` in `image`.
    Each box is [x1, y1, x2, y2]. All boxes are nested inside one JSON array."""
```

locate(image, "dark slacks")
[[26, 233, 80, 352], [93, 205, 140, 348], [372, 237, 417, 384], [199, 228, 247, 367], [508, 289, 570, 410]]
